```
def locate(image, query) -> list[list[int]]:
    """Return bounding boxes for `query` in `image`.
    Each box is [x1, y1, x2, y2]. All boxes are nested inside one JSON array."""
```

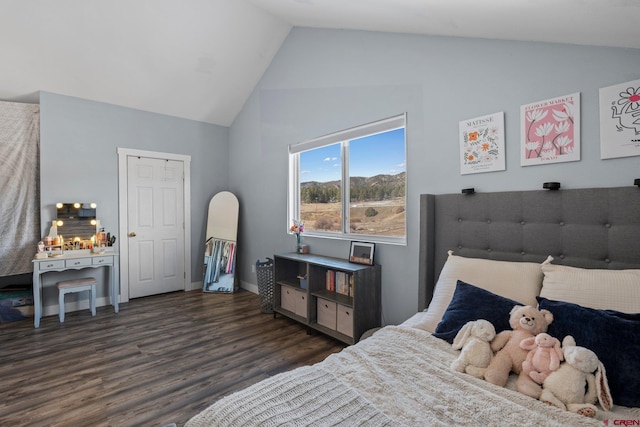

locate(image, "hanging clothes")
[[203, 238, 236, 292]]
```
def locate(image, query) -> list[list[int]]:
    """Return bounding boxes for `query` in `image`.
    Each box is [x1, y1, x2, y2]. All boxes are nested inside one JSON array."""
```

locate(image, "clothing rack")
[[203, 238, 236, 292]]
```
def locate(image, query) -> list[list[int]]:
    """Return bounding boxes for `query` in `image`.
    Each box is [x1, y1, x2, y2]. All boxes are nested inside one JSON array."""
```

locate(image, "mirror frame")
[[56, 202, 98, 242]]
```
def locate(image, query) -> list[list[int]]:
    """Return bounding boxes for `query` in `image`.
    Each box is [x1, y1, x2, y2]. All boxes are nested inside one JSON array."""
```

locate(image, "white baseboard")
[[43, 296, 112, 317], [240, 280, 258, 294], [41, 282, 258, 316], [187, 281, 202, 291]]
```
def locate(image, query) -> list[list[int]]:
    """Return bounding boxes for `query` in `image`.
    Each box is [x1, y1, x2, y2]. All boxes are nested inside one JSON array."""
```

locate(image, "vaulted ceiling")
[[2, 0, 638, 127]]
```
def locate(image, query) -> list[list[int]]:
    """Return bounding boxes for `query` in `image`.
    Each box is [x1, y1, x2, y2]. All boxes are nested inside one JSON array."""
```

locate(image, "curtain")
[[0, 101, 40, 277]]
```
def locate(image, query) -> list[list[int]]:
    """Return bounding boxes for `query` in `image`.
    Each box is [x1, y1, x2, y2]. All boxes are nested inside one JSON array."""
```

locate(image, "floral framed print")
[[599, 78, 640, 159], [349, 241, 374, 266], [520, 93, 580, 166], [459, 112, 505, 175]]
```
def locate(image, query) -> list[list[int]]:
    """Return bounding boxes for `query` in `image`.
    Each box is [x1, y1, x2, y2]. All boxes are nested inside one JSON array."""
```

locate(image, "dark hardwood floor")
[[0, 290, 346, 427]]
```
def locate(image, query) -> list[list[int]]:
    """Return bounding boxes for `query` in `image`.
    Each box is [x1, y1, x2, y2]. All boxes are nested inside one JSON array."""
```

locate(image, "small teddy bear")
[[484, 305, 554, 399], [450, 319, 496, 378], [540, 336, 613, 417], [520, 332, 563, 384]]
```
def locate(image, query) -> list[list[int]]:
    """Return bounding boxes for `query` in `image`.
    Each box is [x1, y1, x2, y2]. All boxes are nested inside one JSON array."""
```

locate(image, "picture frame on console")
[[349, 241, 375, 266]]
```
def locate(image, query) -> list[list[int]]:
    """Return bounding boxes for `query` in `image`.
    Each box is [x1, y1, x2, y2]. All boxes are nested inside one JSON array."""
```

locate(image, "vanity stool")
[[56, 277, 97, 323]]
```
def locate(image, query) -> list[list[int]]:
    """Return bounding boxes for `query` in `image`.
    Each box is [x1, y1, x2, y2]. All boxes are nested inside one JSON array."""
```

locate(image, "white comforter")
[[186, 325, 635, 426]]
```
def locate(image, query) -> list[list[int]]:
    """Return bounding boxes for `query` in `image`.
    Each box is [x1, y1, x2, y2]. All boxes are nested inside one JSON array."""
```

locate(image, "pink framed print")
[[520, 93, 580, 166]]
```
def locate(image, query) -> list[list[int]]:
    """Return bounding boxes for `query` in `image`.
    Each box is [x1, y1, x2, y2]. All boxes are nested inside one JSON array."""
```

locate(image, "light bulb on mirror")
[[56, 203, 63, 209]]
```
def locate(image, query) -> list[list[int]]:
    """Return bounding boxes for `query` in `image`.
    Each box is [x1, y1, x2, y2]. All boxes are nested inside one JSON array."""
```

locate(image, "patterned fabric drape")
[[0, 101, 40, 277]]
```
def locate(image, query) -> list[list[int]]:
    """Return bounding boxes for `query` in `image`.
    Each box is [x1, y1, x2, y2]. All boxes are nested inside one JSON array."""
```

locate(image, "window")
[[288, 114, 406, 245]]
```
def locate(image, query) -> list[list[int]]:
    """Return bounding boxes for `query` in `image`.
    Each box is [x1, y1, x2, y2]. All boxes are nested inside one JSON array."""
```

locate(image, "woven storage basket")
[[256, 258, 274, 313]]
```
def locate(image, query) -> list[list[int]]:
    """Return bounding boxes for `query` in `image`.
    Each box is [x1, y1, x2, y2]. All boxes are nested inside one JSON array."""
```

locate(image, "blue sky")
[[300, 128, 405, 183]]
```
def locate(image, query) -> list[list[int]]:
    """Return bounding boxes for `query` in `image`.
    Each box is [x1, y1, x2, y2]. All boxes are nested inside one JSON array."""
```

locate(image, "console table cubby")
[[273, 253, 381, 345]]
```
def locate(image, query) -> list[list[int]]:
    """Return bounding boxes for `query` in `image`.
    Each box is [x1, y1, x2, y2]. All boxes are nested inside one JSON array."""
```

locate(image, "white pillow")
[[415, 251, 544, 333], [540, 258, 640, 313]]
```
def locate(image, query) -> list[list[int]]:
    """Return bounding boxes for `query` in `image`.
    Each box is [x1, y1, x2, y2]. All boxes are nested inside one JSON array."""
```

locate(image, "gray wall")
[[35, 29, 640, 324], [39, 92, 229, 306], [229, 28, 640, 325]]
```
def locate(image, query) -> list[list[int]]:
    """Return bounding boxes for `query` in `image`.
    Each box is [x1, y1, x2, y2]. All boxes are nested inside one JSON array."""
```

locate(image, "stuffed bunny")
[[540, 336, 613, 418], [451, 319, 496, 378], [520, 332, 563, 384]]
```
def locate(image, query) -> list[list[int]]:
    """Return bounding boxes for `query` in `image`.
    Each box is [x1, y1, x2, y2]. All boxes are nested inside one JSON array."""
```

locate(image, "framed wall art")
[[349, 241, 374, 266], [520, 93, 580, 166], [459, 112, 505, 175], [599, 78, 640, 159]]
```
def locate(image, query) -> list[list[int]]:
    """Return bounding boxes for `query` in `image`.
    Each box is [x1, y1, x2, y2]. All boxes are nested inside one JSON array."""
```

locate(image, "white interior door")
[[127, 156, 185, 298]]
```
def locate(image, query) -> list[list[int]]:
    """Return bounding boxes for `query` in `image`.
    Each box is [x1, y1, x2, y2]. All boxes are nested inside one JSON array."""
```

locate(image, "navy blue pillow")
[[537, 296, 640, 408], [432, 280, 520, 344]]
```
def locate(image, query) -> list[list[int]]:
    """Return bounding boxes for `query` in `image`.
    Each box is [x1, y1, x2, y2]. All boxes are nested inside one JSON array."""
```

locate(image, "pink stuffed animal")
[[520, 332, 563, 384]]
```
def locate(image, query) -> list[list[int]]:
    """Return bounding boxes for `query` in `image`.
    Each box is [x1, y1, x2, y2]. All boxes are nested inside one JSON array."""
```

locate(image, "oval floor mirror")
[[203, 191, 239, 293]]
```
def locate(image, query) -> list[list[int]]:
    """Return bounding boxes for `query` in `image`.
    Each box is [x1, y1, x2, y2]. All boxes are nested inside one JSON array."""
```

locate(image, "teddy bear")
[[520, 332, 563, 384], [450, 319, 496, 378], [484, 305, 554, 399], [540, 336, 613, 417]]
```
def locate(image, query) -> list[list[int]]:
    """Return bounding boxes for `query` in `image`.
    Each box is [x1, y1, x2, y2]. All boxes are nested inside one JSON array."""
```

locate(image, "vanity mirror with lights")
[[56, 202, 98, 242], [41, 202, 112, 254]]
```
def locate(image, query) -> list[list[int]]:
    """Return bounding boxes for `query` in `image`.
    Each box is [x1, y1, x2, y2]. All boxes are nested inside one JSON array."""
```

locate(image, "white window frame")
[[288, 114, 407, 246]]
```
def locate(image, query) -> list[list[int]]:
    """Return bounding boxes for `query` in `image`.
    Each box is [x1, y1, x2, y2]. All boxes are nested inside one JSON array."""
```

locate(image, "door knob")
[[129, 232, 136, 237]]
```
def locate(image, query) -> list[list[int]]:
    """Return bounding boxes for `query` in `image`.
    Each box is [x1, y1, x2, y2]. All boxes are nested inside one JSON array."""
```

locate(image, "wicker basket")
[[256, 258, 274, 313]]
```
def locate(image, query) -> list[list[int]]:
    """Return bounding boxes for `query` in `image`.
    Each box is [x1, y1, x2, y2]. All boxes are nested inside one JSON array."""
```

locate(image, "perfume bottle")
[[48, 220, 58, 239], [97, 228, 107, 246]]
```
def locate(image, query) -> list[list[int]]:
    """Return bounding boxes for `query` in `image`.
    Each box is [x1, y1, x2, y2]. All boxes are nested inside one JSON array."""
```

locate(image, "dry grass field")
[[301, 198, 405, 236]]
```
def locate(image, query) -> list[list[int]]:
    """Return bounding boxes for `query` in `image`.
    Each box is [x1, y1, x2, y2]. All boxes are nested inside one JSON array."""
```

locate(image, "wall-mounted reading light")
[[543, 182, 561, 190], [461, 188, 475, 195], [634, 178, 640, 187]]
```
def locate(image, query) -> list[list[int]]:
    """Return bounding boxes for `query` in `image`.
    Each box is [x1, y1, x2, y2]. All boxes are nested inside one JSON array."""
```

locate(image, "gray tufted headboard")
[[418, 186, 640, 311]]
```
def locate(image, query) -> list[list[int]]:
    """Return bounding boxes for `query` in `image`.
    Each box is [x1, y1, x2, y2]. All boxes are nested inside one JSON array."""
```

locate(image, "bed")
[[186, 186, 640, 426]]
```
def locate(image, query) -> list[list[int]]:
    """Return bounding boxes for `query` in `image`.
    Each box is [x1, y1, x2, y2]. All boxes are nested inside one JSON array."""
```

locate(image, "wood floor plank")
[[0, 290, 345, 427]]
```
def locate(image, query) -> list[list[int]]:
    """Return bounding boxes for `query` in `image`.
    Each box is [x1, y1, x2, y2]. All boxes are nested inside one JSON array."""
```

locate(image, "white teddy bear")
[[451, 319, 496, 378], [540, 336, 613, 417]]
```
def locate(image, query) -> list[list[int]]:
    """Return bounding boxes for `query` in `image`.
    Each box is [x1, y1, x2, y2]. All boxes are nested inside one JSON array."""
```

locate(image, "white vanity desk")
[[32, 251, 119, 328]]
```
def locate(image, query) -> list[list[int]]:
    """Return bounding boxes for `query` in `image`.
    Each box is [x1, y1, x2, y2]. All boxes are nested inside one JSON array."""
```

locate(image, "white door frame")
[[117, 147, 192, 304]]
